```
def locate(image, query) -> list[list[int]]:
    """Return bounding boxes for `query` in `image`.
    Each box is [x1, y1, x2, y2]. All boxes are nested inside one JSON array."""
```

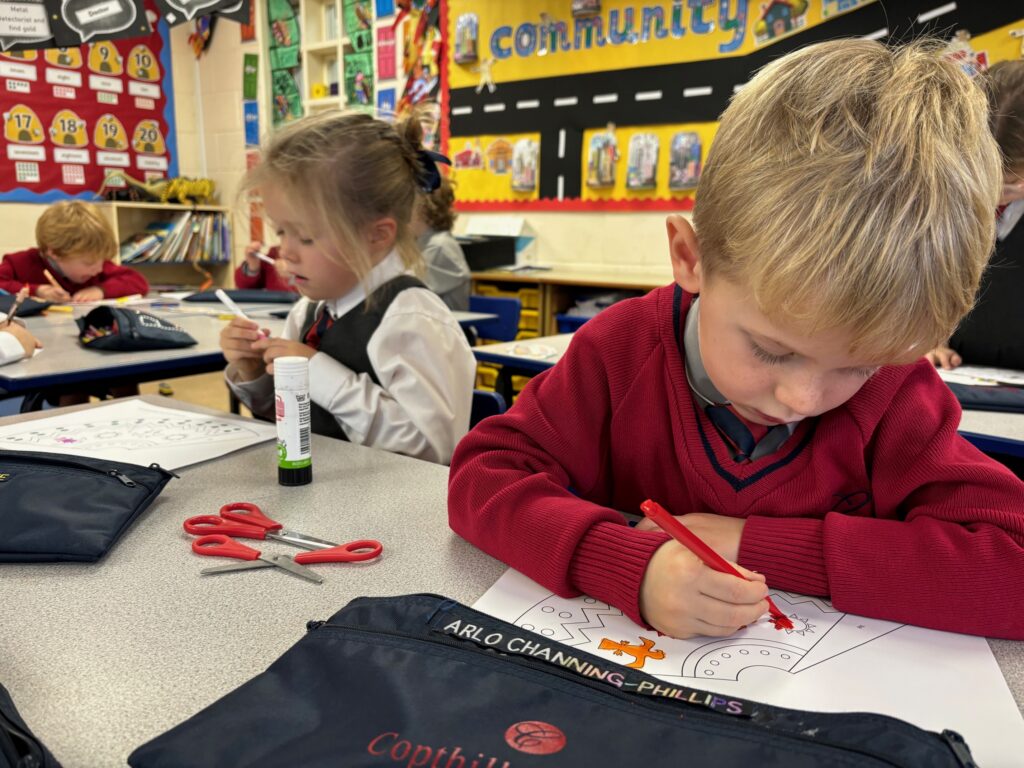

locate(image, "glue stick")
[[274, 356, 312, 486]]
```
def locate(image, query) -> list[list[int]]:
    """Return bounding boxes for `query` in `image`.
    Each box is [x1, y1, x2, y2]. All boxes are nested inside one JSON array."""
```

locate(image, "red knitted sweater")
[[449, 286, 1024, 639], [0, 248, 148, 298]]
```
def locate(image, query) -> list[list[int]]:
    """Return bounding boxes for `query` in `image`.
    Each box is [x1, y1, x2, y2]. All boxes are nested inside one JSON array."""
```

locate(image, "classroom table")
[[0, 311, 285, 404], [451, 309, 499, 327], [0, 397, 1021, 766], [471, 333, 1024, 459]]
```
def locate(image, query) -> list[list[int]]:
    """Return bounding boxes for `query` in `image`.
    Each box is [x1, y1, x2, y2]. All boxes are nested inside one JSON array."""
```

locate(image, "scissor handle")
[[219, 502, 282, 532], [293, 539, 383, 564], [183, 515, 268, 539], [191, 534, 261, 560]]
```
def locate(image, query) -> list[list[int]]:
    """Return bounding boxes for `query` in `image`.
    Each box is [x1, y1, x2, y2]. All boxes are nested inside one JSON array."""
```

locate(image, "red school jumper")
[[0, 248, 149, 298], [448, 285, 1024, 639], [232, 247, 296, 293]]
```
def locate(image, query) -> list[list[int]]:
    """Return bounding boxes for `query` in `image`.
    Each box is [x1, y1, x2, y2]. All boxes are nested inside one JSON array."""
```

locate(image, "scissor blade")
[[200, 561, 273, 575], [267, 555, 323, 583], [272, 529, 338, 550]]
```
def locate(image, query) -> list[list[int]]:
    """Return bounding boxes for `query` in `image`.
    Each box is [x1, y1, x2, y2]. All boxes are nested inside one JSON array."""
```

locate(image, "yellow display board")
[[448, 0, 876, 89], [450, 132, 542, 202], [580, 122, 718, 203]]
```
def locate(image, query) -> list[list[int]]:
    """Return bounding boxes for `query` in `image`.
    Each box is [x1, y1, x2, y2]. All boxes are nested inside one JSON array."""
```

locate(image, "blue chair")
[[469, 295, 522, 343], [470, 389, 507, 428]]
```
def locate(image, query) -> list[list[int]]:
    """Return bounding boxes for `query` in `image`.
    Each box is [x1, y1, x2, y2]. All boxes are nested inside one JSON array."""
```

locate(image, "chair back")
[[470, 389, 507, 428], [469, 295, 522, 342]]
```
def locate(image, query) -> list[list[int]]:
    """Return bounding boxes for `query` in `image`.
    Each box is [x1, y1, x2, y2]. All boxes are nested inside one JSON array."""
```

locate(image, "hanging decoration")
[[188, 14, 216, 57], [396, 0, 439, 115]]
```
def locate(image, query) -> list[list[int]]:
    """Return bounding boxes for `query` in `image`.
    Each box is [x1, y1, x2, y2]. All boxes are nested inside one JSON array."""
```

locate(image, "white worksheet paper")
[[474, 568, 1024, 767], [0, 399, 276, 470]]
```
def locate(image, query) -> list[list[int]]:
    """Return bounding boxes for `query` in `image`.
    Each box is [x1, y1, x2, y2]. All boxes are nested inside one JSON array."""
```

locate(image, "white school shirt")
[[0, 332, 25, 365], [0, 317, 28, 366], [226, 250, 477, 465]]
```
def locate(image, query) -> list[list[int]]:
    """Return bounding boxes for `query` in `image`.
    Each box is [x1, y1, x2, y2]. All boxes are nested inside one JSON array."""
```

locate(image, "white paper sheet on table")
[[474, 568, 1024, 767], [938, 365, 1024, 387], [0, 399, 277, 470]]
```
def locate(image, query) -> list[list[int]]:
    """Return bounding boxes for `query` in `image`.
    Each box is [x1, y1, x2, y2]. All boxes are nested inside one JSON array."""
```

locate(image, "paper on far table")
[[937, 365, 1024, 387], [474, 568, 1024, 767], [0, 399, 277, 470]]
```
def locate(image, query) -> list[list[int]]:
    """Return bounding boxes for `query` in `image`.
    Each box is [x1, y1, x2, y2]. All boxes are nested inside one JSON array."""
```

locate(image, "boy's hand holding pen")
[[638, 499, 781, 640]]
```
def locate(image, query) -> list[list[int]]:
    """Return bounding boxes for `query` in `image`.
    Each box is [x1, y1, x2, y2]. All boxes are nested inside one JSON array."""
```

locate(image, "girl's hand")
[[71, 286, 104, 303], [259, 338, 315, 374], [639, 541, 768, 639], [37, 284, 71, 302], [220, 317, 267, 381], [3, 322, 42, 358], [925, 346, 961, 370]]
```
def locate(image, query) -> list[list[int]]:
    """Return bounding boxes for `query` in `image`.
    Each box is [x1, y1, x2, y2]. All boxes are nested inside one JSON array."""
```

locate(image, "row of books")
[[119, 211, 231, 264]]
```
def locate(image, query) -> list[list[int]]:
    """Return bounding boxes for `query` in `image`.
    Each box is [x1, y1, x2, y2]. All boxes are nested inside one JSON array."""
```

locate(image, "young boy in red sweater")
[[448, 40, 1024, 641], [0, 200, 148, 301]]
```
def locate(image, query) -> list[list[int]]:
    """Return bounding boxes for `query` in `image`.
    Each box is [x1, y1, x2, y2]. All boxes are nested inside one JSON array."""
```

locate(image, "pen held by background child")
[[2, 286, 29, 327]]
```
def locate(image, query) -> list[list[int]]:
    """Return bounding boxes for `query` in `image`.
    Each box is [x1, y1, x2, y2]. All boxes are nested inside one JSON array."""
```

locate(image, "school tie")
[[303, 304, 334, 351], [705, 405, 789, 462]]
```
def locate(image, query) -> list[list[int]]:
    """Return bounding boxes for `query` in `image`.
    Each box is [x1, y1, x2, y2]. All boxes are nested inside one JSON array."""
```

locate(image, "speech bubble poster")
[[46, 0, 151, 47], [0, 11, 177, 201]]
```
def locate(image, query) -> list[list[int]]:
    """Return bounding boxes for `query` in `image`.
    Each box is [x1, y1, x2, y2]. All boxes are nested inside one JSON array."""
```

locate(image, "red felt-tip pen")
[[640, 499, 793, 631]]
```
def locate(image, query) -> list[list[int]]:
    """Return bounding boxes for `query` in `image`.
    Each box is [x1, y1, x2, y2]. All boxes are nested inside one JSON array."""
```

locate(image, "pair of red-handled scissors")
[[195, 535, 382, 581], [183, 502, 339, 551], [192, 534, 325, 583]]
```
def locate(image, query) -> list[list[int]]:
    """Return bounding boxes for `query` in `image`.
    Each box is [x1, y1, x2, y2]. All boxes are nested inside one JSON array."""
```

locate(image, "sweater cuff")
[[738, 516, 829, 597], [569, 521, 671, 628]]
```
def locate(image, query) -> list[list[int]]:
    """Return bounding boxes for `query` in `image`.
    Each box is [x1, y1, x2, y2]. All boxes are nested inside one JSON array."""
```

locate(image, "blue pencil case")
[[184, 289, 298, 304], [946, 382, 1024, 413]]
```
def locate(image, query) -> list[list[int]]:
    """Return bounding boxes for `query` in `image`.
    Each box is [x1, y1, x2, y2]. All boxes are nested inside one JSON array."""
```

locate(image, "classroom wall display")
[[396, 0, 439, 114], [343, 49, 372, 107], [444, 1, 1024, 211], [376, 25, 395, 79], [449, 132, 540, 202], [267, 0, 302, 124], [377, 86, 395, 117], [0, 19, 177, 202], [342, 0, 372, 51]]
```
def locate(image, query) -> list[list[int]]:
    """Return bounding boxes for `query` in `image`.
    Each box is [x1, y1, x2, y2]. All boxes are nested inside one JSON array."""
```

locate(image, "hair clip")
[[416, 149, 452, 192]]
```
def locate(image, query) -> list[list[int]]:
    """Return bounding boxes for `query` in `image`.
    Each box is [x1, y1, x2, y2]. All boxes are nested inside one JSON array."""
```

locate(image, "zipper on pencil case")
[[0, 451, 177, 486], [303, 619, 944, 767]]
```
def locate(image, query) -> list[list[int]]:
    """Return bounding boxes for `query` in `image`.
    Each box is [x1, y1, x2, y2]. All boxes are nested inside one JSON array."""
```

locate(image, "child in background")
[[220, 111, 476, 465], [0, 201, 149, 301], [927, 59, 1024, 371], [449, 40, 1024, 640], [234, 243, 297, 292], [412, 177, 471, 311]]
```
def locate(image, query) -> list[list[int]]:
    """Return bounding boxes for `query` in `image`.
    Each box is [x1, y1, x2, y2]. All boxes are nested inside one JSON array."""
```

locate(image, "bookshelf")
[[96, 202, 233, 291], [295, 0, 402, 116]]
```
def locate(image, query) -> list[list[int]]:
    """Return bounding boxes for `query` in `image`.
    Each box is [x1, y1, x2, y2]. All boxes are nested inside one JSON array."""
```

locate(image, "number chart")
[[0, 21, 176, 202]]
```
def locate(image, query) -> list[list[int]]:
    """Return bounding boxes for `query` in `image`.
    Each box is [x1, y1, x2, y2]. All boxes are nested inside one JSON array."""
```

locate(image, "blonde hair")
[[245, 111, 427, 283], [36, 200, 116, 262], [693, 39, 1002, 361]]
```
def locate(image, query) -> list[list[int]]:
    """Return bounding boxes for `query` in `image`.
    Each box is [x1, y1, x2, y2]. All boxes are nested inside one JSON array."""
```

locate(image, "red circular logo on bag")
[[504, 721, 567, 755]]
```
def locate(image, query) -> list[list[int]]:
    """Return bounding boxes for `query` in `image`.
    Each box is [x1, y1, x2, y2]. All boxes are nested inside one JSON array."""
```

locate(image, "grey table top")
[[0, 397, 505, 766], [0, 397, 1020, 767], [3, 312, 285, 387]]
